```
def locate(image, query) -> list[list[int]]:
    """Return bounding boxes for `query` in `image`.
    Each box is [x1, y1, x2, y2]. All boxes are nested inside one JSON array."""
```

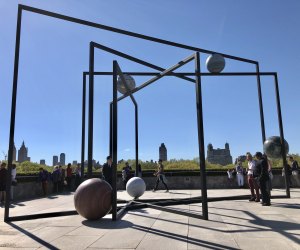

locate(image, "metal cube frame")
[[4, 4, 290, 222]]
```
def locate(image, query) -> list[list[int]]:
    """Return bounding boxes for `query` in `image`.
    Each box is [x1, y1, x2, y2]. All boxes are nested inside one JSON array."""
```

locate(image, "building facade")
[[206, 143, 233, 166], [159, 143, 167, 161], [40, 159, 46, 165], [53, 155, 58, 166], [18, 141, 30, 163], [60, 153, 65, 166]]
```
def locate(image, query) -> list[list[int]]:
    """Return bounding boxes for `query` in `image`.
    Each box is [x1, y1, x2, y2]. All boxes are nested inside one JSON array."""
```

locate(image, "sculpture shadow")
[[82, 218, 133, 229]]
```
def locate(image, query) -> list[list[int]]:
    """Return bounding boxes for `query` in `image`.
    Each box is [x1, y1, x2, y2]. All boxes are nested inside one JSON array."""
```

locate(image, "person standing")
[[235, 161, 244, 188], [102, 156, 113, 186], [255, 152, 271, 206], [152, 159, 169, 192], [66, 163, 73, 191], [11, 164, 17, 201], [246, 153, 260, 202], [38, 167, 49, 196], [289, 156, 299, 175], [122, 162, 132, 188], [0, 162, 7, 205]]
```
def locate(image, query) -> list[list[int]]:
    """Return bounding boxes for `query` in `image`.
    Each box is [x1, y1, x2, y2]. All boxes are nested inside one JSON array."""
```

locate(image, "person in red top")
[[66, 163, 73, 191]]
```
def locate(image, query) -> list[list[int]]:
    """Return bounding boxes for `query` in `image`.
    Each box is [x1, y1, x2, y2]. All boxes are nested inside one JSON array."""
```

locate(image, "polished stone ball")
[[263, 136, 289, 159], [126, 177, 146, 198], [74, 178, 112, 220], [117, 74, 136, 94], [206, 54, 225, 73]]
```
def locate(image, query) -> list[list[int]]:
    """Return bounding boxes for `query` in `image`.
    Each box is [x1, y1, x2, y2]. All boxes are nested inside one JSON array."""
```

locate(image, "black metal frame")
[[4, 4, 289, 222]]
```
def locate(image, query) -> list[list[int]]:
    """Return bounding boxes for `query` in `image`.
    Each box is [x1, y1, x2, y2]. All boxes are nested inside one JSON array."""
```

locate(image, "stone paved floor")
[[0, 188, 299, 249]]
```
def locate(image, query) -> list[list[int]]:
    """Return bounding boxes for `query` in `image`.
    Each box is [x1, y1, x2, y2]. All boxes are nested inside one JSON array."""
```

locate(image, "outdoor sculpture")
[[117, 74, 136, 94], [206, 53, 225, 73], [74, 178, 112, 220], [263, 136, 289, 159], [126, 177, 146, 198]]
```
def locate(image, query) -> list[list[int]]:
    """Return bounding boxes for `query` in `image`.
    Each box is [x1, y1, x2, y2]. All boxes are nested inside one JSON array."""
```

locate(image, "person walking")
[[246, 152, 260, 202], [152, 159, 169, 192], [235, 161, 244, 188], [255, 152, 271, 206]]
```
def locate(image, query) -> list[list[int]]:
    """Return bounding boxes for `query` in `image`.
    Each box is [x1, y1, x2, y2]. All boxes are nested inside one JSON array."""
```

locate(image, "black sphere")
[[263, 136, 289, 159]]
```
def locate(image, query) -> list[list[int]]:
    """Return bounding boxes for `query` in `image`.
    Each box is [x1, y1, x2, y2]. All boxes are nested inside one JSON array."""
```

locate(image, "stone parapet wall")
[[9, 173, 300, 201]]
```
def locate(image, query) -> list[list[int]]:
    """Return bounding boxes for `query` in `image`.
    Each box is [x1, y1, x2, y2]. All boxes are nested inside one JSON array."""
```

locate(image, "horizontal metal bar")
[[84, 71, 277, 77], [20, 4, 257, 64], [6, 210, 78, 222]]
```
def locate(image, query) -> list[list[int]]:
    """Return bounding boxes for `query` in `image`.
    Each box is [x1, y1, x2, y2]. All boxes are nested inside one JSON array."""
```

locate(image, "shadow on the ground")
[[7, 222, 59, 250], [82, 218, 133, 229]]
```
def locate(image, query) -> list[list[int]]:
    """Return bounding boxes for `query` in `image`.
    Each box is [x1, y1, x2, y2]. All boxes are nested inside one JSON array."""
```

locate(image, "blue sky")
[[0, 0, 300, 165]]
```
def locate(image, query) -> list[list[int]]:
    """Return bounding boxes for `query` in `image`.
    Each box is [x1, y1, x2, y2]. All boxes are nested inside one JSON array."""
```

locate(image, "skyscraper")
[[53, 155, 58, 166], [159, 143, 167, 161], [40, 159, 46, 165], [18, 141, 30, 163], [60, 153, 66, 166]]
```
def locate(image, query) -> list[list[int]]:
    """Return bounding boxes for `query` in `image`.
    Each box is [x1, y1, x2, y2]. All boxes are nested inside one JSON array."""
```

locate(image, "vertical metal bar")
[[194, 52, 208, 220], [135, 105, 139, 176], [112, 61, 118, 220], [256, 63, 266, 143], [5, 6, 23, 222], [87, 43, 94, 179], [109, 103, 113, 157], [274, 74, 290, 198], [81, 73, 86, 180]]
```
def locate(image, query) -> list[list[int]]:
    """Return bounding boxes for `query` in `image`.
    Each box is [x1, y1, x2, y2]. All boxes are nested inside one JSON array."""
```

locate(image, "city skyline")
[[1, 1, 300, 165]]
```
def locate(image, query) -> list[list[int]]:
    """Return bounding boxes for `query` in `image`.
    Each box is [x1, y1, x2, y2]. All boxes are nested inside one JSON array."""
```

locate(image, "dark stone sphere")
[[74, 178, 112, 220], [263, 136, 289, 159]]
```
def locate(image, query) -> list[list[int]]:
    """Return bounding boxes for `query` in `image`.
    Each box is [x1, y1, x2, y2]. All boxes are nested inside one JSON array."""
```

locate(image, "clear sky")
[[0, 0, 299, 165]]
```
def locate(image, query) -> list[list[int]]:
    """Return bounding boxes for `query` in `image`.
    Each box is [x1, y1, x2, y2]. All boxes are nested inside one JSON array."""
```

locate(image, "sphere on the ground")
[[126, 177, 146, 198], [117, 74, 136, 94], [206, 54, 225, 73], [74, 178, 112, 220], [263, 136, 289, 159]]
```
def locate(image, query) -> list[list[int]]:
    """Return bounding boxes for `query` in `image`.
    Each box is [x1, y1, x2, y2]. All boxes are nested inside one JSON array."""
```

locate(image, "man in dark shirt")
[[102, 156, 113, 186], [255, 152, 270, 206], [0, 162, 8, 204]]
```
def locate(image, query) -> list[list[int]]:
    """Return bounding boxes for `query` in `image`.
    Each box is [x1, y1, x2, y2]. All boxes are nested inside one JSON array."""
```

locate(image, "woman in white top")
[[246, 153, 260, 202], [11, 164, 17, 201]]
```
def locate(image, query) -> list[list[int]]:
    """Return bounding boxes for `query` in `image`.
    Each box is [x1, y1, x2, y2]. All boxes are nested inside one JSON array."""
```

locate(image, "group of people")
[[101, 156, 169, 192], [0, 162, 17, 204], [282, 156, 299, 187], [38, 163, 82, 196]]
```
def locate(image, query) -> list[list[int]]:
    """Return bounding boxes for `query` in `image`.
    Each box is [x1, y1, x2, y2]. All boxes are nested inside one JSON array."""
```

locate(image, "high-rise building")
[[40, 159, 46, 165], [53, 155, 58, 166], [72, 160, 77, 166], [18, 141, 30, 163], [60, 153, 66, 166], [159, 143, 167, 161]]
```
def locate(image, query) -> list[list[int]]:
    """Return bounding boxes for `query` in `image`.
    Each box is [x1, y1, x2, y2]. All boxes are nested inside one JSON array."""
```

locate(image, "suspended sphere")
[[206, 54, 225, 73], [117, 74, 136, 94], [263, 136, 289, 159], [126, 177, 146, 198]]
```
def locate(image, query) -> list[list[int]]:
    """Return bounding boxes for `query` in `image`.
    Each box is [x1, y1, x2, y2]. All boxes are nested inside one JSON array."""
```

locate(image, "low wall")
[[10, 172, 300, 201]]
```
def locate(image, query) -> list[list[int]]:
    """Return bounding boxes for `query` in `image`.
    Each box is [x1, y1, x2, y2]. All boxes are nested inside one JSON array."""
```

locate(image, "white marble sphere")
[[126, 177, 146, 198], [117, 74, 136, 94], [206, 54, 225, 73]]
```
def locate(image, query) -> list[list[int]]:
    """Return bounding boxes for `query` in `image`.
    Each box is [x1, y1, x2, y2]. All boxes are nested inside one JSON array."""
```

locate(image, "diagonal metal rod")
[[91, 42, 195, 83], [115, 54, 196, 102], [20, 4, 257, 64]]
